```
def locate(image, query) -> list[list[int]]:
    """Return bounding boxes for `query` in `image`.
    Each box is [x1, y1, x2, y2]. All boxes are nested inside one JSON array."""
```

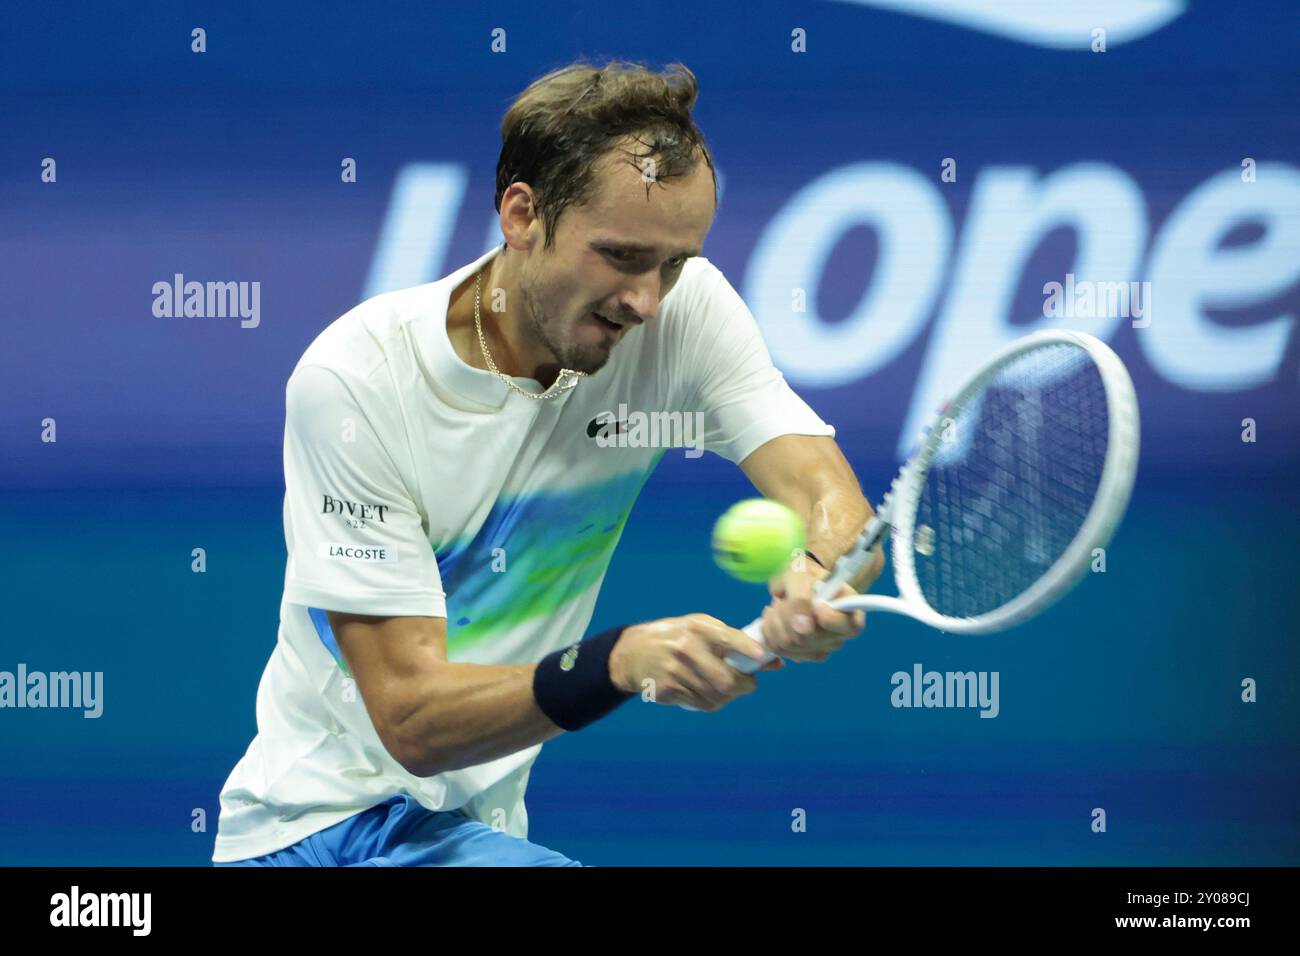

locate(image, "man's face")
[[516, 147, 716, 376]]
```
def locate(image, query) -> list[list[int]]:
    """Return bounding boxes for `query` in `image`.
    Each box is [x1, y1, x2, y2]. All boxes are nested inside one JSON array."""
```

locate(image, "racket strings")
[[915, 343, 1110, 620]]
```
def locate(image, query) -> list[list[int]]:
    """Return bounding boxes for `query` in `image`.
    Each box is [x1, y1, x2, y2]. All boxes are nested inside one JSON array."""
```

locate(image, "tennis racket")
[[725, 328, 1140, 673]]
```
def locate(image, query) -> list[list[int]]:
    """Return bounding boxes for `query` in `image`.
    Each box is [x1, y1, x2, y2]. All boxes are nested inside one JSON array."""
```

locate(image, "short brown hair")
[[495, 59, 717, 249]]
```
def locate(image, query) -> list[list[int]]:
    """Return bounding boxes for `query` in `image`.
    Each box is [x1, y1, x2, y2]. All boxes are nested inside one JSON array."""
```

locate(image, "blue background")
[[2, 1, 1297, 865]]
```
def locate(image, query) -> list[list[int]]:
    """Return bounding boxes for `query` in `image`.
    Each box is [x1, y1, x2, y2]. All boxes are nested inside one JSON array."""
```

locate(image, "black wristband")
[[532, 626, 634, 731], [797, 547, 828, 570]]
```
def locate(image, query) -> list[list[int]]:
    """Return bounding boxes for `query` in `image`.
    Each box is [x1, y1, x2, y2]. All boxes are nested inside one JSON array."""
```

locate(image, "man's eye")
[[604, 249, 686, 269]]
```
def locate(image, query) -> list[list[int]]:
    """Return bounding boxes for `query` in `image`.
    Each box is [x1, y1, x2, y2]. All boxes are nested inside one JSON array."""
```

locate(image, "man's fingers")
[[697, 618, 769, 664], [681, 647, 757, 704], [809, 582, 866, 634], [671, 669, 728, 710], [810, 597, 863, 635], [781, 586, 819, 636], [761, 603, 796, 657]]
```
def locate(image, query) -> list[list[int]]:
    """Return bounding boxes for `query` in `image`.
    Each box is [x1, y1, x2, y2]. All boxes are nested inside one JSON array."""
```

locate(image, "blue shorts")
[[214, 795, 582, 867]]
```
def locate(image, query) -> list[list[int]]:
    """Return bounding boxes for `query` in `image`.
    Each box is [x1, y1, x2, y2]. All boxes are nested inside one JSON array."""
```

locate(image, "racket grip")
[[687, 572, 860, 706], [723, 617, 776, 674], [723, 559, 865, 674], [677, 619, 771, 709]]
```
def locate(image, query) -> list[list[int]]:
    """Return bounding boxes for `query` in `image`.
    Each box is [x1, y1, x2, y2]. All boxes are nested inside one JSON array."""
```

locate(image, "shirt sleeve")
[[280, 363, 447, 618], [679, 260, 835, 464]]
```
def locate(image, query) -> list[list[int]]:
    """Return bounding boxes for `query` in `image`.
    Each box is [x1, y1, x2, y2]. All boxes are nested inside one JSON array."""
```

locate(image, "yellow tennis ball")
[[711, 498, 806, 583]]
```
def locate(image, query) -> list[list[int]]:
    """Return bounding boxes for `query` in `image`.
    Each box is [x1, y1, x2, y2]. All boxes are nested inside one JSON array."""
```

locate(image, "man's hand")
[[759, 561, 867, 663], [609, 614, 784, 711]]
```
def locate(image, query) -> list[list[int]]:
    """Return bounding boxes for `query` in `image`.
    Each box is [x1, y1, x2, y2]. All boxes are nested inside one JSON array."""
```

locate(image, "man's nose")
[[617, 272, 662, 324]]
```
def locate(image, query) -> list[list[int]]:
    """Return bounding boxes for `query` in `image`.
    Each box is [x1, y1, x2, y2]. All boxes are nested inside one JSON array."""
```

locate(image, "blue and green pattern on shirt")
[[309, 464, 657, 666]]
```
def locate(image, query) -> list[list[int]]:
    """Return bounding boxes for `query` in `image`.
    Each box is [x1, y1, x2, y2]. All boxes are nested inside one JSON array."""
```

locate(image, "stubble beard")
[[520, 278, 611, 377]]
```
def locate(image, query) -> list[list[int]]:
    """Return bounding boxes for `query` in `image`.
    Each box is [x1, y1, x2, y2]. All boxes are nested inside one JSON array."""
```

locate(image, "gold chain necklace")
[[474, 268, 584, 400]]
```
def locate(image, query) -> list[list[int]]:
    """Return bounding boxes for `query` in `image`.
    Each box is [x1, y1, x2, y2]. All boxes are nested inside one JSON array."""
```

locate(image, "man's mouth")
[[591, 312, 623, 333]]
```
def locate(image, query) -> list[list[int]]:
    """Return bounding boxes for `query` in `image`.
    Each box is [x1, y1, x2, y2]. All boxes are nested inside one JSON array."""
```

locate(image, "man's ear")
[[499, 183, 542, 250]]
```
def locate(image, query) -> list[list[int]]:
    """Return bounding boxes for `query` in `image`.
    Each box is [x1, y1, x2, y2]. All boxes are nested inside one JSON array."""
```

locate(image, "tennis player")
[[213, 59, 882, 867]]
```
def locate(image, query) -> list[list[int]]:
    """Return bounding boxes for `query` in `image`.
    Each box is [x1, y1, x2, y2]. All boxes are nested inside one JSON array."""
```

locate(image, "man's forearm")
[[389, 662, 565, 777], [799, 489, 883, 592]]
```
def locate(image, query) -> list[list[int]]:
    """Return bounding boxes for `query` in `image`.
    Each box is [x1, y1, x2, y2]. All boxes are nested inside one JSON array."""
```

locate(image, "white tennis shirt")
[[212, 246, 835, 862]]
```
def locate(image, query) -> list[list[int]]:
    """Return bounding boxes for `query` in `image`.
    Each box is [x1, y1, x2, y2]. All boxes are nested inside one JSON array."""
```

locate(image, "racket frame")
[[726, 328, 1140, 673]]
